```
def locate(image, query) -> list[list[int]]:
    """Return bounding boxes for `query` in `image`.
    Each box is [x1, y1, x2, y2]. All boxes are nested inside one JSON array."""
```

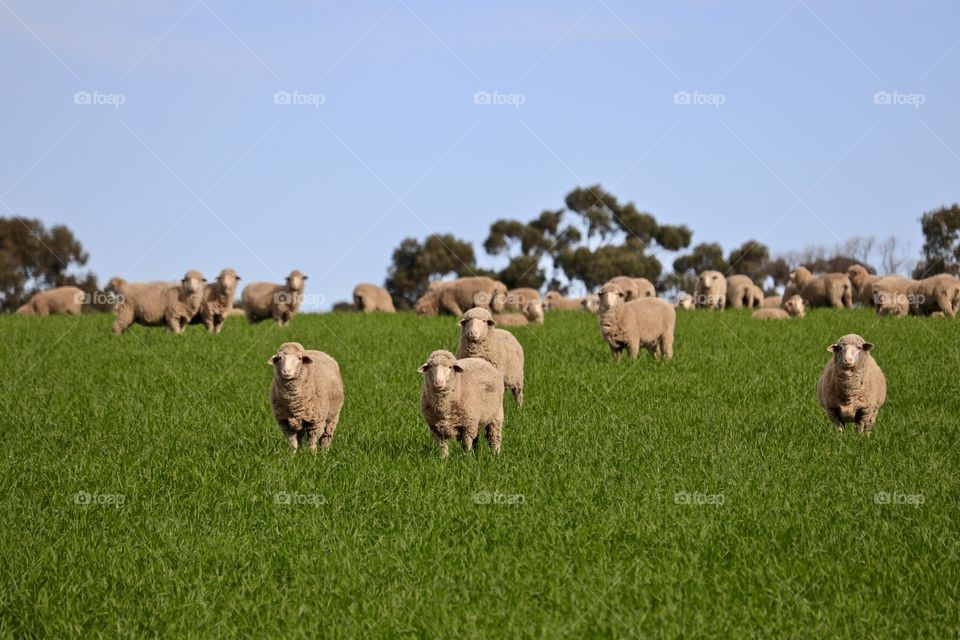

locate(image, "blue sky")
[[2, 1, 958, 307]]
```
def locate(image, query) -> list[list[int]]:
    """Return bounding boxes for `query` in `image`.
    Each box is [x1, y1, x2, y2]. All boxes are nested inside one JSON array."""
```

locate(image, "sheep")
[[108, 271, 206, 335], [353, 283, 396, 313], [524, 299, 544, 325], [694, 270, 727, 310], [582, 294, 600, 314], [241, 270, 307, 326], [762, 295, 782, 308], [788, 266, 853, 308], [751, 295, 805, 319], [603, 276, 656, 301], [198, 268, 240, 333], [870, 275, 915, 316], [751, 285, 764, 308], [908, 274, 960, 317], [503, 287, 541, 312], [597, 283, 675, 361], [817, 334, 886, 434], [268, 342, 344, 452], [414, 277, 506, 316], [726, 274, 757, 308], [418, 349, 505, 458], [847, 264, 877, 307], [456, 307, 525, 406], [542, 290, 584, 311], [673, 293, 694, 311], [494, 300, 544, 326], [15, 286, 84, 315]]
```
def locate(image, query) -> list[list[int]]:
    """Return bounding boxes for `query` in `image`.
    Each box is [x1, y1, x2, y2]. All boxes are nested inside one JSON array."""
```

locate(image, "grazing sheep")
[[603, 276, 656, 301], [726, 274, 757, 309], [871, 275, 915, 316], [542, 290, 584, 311], [751, 285, 764, 308], [762, 295, 782, 308], [418, 349, 505, 458], [242, 270, 307, 326], [582, 294, 600, 314], [789, 266, 853, 309], [751, 295, 805, 319], [503, 288, 541, 312], [268, 342, 344, 452], [817, 334, 886, 434], [456, 307, 525, 406], [673, 292, 694, 311], [414, 277, 506, 316], [908, 274, 960, 317], [15, 286, 84, 315], [847, 265, 877, 307], [493, 313, 528, 327], [598, 283, 675, 361], [353, 283, 396, 313], [108, 271, 206, 335], [199, 268, 240, 333], [694, 270, 727, 310]]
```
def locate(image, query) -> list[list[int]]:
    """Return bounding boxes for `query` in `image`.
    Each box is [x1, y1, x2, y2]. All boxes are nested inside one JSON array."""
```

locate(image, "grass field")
[[1, 308, 958, 637]]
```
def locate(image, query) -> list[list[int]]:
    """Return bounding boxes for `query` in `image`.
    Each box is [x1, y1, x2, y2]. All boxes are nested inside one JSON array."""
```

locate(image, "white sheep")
[[694, 270, 727, 310], [418, 349, 505, 458], [268, 342, 344, 452], [456, 307, 525, 406], [817, 334, 886, 434], [199, 268, 240, 333], [751, 295, 805, 319], [353, 283, 396, 313], [242, 270, 307, 326], [108, 271, 206, 335], [598, 283, 676, 361]]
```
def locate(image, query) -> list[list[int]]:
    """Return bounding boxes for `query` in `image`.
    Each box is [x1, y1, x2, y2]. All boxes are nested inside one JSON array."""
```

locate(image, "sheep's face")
[[414, 295, 437, 316], [269, 343, 312, 381], [181, 271, 206, 295], [105, 277, 126, 293], [418, 352, 463, 394], [543, 291, 561, 309], [698, 272, 718, 289], [599, 284, 626, 312], [218, 269, 240, 291], [460, 311, 494, 343], [525, 300, 545, 323], [489, 284, 507, 313], [287, 271, 307, 292], [784, 295, 805, 317], [828, 335, 873, 370], [847, 265, 867, 281]]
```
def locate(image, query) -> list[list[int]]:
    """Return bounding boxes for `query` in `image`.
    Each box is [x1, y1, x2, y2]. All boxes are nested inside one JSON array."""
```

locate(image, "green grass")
[[1, 308, 958, 638]]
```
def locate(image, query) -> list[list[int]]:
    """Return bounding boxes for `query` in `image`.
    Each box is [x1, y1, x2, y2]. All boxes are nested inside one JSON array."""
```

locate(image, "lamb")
[[503, 287, 541, 311], [418, 350, 505, 458], [817, 334, 886, 434], [241, 270, 307, 326], [15, 286, 84, 315], [847, 264, 877, 307], [597, 283, 675, 361], [198, 268, 240, 333], [870, 275, 915, 316], [108, 271, 206, 335], [751, 285, 764, 308], [726, 274, 757, 308], [414, 277, 506, 316], [603, 276, 655, 301], [542, 290, 584, 311], [908, 274, 960, 317], [694, 270, 726, 310], [268, 342, 344, 452], [762, 295, 782, 308], [456, 307, 525, 406], [788, 266, 853, 308], [582, 294, 600, 314], [751, 295, 805, 319], [353, 283, 396, 313]]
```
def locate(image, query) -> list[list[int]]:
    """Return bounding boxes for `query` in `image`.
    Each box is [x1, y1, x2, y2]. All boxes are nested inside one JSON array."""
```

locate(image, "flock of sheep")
[[15, 263, 960, 449]]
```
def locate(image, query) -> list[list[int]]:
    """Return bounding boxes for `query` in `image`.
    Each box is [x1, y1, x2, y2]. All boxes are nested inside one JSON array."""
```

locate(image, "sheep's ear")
[[862, 342, 874, 352], [828, 344, 840, 353], [618, 291, 626, 298], [301, 355, 313, 364], [268, 355, 279, 365], [417, 363, 429, 374], [453, 364, 464, 373], [302, 275, 309, 280], [458, 318, 467, 326], [486, 319, 495, 327]]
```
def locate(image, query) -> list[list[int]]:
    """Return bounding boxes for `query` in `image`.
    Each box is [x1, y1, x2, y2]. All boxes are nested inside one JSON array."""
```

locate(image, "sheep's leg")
[[278, 420, 299, 451], [627, 341, 641, 360], [827, 408, 845, 433], [459, 429, 474, 453], [857, 408, 879, 435], [213, 316, 225, 333], [433, 432, 449, 458], [486, 413, 503, 455], [511, 384, 523, 408], [661, 328, 674, 360], [203, 315, 215, 333], [936, 292, 955, 318], [319, 411, 340, 451], [304, 423, 322, 453], [112, 307, 133, 334]]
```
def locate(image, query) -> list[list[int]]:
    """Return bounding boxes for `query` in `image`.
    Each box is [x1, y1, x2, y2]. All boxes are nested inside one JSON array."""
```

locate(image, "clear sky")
[[2, 1, 958, 308]]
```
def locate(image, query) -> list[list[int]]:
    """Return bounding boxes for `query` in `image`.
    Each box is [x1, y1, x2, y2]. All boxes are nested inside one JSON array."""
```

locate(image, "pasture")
[[1, 309, 958, 637]]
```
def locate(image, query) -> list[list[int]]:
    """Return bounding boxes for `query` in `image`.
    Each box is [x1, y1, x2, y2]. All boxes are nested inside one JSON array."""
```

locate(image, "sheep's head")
[[460, 307, 494, 343], [181, 270, 206, 295], [286, 270, 307, 292], [828, 334, 873, 370], [677, 294, 694, 310], [217, 268, 240, 292], [697, 270, 721, 289], [489, 282, 508, 312], [784, 295, 805, 318], [269, 342, 313, 381], [16, 302, 34, 314], [543, 291, 563, 309], [414, 290, 439, 316], [789, 266, 811, 285], [847, 264, 868, 283], [105, 276, 127, 293], [525, 300, 545, 324], [599, 283, 626, 312], [418, 349, 463, 394]]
